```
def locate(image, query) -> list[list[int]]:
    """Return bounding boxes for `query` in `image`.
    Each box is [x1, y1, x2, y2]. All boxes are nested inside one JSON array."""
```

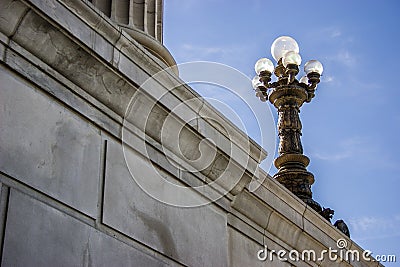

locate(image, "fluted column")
[[89, 0, 177, 73], [94, 0, 161, 42], [155, 0, 162, 42], [130, 0, 144, 32], [92, 0, 111, 17], [111, 0, 129, 25]]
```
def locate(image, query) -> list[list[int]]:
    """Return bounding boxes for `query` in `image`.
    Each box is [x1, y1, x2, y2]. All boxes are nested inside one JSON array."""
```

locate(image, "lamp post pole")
[[268, 65, 321, 212], [253, 36, 329, 216]]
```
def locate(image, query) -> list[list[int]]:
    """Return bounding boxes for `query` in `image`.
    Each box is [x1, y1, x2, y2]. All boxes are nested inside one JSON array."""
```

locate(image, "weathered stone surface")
[[303, 206, 346, 250], [103, 138, 228, 266], [227, 213, 264, 245], [266, 212, 302, 249], [29, 0, 114, 63], [12, 10, 134, 116], [9, 3, 266, 187], [0, 65, 100, 217], [0, 0, 377, 265], [0, 31, 7, 61], [0, 40, 5, 61], [228, 227, 292, 267], [232, 190, 272, 229], [197, 101, 267, 164], [4, 43, 122, 138], [112, 48, 154, 86], [197, 116, 260, 176], [347, 242, 380, 267], [2, 189, 166, 267], [123, 89, 252, 195], [254, 175, 306, 229], [0, 0, 28, 37]]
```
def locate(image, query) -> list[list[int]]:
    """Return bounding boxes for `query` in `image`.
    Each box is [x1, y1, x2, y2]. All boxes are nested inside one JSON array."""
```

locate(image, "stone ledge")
[[5, 37, 122, 137], [1, 41, 236, 214], [231, 169, 378, 267], [0, 184, 178, 266], [118, 24, 177, 73], [0, 63, 102, 218], [22, 0, 178, 74], [2, 0, 267, 177]]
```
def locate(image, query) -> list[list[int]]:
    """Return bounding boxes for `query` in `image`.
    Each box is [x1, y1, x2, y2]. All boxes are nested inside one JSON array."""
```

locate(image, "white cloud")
[[325, 27, 342, 38], [336, 50, 356, 67], [321, 75, 334, 83], [311, 26, 343, 40], [181, 44, 226, 55], [331, 30, 342, 38], [349, 215, 400, 241], [308, 26, 356, 68], [311, 136, 365, 161], [312, 151, 351, 161], [177, 43, 248, 63], [324, 49, 356, 68]]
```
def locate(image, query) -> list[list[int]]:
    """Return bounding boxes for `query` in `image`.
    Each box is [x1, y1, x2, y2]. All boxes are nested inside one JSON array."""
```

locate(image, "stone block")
[[294, 231, 327, 266], [231, 190, 272, 229], [12, 11, 134, 116], [348, 241, 380, 267], [113, 48, 151, 87], [158, 93, 200, 127], [30, 0, 114, 63], [303, 206, 345, 250], [198, 103, 267, 164], [197, 116, 231, 152], [197, 117, 259, 176], [103, 138, 228, 266], [0, 41, 5, 61], [2, 189, 166, 267], [253, 178, 305, 229], [228, 227, 292, 267], [0, 65, 100, 217], [266, 212, 302, 249], [0, 0, 28, 37], [320, 259, 352, 267], [4, 43, 122, 139], [125, 90, 168, 143], [227, 213, 264, 245]]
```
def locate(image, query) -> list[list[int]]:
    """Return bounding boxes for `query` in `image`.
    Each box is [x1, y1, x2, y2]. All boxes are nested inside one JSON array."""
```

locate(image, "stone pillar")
[[92, 0, 162, 41], [90, 0, 176, 73]]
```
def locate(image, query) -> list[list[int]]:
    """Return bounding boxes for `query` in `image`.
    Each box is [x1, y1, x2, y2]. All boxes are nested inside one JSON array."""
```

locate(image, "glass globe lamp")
[[304, 60, 324, 75], [299, 76, 308, 84], [271, 36, 299, 62], [252, 76, 263, 89], [255, 58, 274, 75], [283, 51, 302, 67]]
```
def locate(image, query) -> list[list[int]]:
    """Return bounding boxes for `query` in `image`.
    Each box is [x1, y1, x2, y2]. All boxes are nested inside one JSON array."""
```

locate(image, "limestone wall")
[[0, 0, 380, 266]]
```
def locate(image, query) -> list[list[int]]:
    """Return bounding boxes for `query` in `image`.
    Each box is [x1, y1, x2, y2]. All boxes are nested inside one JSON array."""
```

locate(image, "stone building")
[[0, 0, 381, 266]]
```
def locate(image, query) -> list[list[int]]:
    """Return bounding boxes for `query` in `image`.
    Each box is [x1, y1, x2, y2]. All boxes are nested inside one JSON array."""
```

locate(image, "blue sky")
[[163, 0, 400, 264]]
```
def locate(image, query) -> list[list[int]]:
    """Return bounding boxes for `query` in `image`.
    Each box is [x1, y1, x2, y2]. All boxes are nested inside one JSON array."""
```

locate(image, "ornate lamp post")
[[252, 36, 327, 215]]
